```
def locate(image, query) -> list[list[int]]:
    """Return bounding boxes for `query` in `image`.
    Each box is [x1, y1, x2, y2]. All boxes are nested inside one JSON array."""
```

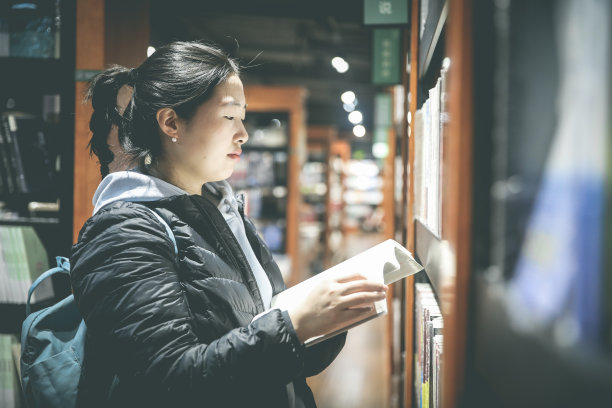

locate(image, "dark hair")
[[86, 41, 241, 176], [86, 66, 131, 177]]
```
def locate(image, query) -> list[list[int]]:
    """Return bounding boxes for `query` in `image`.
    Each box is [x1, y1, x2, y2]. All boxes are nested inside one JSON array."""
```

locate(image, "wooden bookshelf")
[[398, 0, 612, 407], [0, 0, 76, 339], [400, 0, 473, 407]]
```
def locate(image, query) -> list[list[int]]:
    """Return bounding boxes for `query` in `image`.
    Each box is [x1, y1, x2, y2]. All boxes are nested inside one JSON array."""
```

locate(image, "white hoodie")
[[91, 169, 273, 309]]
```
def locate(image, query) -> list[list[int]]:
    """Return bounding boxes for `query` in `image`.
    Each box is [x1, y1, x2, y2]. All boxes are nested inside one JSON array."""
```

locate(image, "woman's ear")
[[156, 108, 180, 140]]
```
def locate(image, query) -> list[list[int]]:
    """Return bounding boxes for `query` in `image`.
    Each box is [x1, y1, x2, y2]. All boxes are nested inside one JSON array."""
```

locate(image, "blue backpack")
[[20, 208, 177, 408]]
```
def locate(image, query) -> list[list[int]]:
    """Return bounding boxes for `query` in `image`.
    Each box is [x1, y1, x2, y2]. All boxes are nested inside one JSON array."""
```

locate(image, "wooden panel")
[[75, 0, 104, 70], [244, 86, 307, 286], [105, 0, 150, 67], [73, 0, 105, 242], [404, 0, 420, 405], [441, 0, 473, 406]]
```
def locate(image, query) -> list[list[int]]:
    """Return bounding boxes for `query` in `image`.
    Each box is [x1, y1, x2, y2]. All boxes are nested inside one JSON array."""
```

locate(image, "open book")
[[272, 239, 424, 347]]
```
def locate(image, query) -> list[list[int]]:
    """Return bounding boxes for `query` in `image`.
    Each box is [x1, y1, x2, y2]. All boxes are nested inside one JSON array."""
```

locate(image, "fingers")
[[340, 291, 387, 309], [336, 272, 369, 283], [342, 305, 378, 321], [338, 279, 388, 296]]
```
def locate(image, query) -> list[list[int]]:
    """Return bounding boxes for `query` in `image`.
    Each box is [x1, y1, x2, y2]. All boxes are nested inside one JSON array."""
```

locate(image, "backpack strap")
[[26, 256, 70, 316]]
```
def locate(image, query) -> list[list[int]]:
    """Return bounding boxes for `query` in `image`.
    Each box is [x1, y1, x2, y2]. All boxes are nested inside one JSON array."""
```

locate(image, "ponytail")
[[86, 66, 132, 177]]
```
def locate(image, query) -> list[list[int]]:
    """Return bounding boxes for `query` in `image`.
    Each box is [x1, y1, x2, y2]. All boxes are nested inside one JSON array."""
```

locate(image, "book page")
[[270, 239, 423, 346]]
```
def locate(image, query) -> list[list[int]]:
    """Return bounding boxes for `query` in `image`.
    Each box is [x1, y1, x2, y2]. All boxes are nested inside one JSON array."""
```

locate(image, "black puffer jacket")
[[70, 193, 345, 407]]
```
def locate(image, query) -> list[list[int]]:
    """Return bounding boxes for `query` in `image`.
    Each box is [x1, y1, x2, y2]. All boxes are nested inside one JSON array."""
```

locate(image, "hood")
[[92, 169, 239, 216]]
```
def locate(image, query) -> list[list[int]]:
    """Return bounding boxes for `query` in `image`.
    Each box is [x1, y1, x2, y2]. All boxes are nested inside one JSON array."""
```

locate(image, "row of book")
[[0, 112, 58, 196], [413, 64, 448, 238], [414, 282, 444, 408], [0, 334, 21, 408], [0, 226, 53, 304]]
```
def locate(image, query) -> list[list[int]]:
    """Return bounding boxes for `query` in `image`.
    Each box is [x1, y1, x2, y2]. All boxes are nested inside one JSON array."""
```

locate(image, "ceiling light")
[[353, 125, 366, 138], [348, 110, 363, 124], [373, 142, 389, 158], [343, 103, 356, 112], [331, 57, 349, 73], [341, 91, 356, 104]]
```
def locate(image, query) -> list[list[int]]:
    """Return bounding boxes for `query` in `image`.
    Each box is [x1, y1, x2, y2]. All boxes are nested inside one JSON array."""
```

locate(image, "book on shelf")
[[0, 334, 20, 408], [1, 115, 27, 194], [8, 0, 61, 59], [414, 282, 444, 408], [414, 66, 448, 238], [432, 334, 443, 408], [267, 239, 424, 347], [0, 118, 15, 194], [0, 226, 52, 304], [0, 113, 57, 195]]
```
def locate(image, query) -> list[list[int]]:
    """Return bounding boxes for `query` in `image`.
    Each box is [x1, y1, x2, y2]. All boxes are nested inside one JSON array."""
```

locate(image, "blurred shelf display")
[[342, 159, 383, 232], [230, 86, 307, 285], [229, 112, 290, 255], [299, 126, 335, 276]]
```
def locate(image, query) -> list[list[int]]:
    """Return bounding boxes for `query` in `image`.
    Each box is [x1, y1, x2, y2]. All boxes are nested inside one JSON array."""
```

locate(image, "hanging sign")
[[364, 0, 409, 25], [372, 29, 401, 85]]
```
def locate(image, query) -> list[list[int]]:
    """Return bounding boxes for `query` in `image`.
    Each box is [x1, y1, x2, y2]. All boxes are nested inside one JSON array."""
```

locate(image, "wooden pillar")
[[105, 0, 150, 67], [442, 0, 473, 406], [403, 0, 420, 405], [73, 0, 150, 242], [73, 0, 105, 242]]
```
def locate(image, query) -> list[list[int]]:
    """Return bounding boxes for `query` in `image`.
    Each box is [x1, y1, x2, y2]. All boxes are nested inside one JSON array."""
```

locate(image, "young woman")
[[71, 41, 388, 408]]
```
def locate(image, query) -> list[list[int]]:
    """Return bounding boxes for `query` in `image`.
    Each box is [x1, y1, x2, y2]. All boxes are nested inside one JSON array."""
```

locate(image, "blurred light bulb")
[[343, 103, 356, 112], [341, 91, 356, 104], [147, 46, 156, 57], [348, 110, 363, 124], [331, 57, 349, 73], [373, 142, 389, 158], [353, 125, 366, 137]]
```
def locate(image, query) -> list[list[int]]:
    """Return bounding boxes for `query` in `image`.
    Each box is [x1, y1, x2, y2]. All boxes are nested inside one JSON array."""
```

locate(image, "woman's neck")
[[144, 160, 202, 196]]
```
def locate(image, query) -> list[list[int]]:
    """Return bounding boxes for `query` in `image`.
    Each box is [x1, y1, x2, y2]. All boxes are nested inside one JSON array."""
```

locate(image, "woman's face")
[[170, 74, 248, 190]]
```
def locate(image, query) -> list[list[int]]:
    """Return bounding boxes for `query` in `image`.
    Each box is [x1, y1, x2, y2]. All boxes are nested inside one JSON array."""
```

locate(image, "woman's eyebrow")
[[221, 99, 248, 108]]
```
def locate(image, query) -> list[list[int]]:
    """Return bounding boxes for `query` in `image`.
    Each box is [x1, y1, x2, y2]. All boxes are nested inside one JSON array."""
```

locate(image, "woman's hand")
[[287, 273, 388, 344]]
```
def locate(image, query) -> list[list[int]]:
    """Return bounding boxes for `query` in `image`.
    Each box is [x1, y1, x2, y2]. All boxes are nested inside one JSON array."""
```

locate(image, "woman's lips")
[[227, 153, 241, 160]]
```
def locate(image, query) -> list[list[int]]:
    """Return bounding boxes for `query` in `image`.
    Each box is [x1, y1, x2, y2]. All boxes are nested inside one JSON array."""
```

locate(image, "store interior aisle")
[[307, 232, 390, 408]]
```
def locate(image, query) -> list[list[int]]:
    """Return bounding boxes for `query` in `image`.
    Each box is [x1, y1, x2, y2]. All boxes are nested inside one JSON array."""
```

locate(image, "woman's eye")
[[224, 116, 235, 120]]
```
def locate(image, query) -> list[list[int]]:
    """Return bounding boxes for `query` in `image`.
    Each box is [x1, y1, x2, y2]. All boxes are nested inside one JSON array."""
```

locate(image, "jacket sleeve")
[[70, 205, 306, 401]]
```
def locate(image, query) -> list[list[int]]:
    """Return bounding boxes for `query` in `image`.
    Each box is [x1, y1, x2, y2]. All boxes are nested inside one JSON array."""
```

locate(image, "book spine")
[[5, 115, 28, 193], [0, 119, 15, 194], [0, 334, 17, 408], [1, 228, 17, 303], [0, 237, 7, 303], [22, 226, 52, 303], [12, 227, 29, 304]]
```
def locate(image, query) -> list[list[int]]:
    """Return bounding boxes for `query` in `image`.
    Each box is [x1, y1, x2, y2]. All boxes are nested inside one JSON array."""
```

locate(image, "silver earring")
[[171, 137, 177, 143]]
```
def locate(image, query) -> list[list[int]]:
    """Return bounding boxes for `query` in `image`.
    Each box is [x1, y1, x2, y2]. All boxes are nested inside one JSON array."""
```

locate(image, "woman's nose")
[[235, 122, 249, 144]]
